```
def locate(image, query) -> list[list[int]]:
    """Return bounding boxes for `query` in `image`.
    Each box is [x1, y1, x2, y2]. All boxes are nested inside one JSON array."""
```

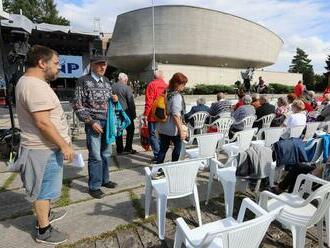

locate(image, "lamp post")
[[151, 0, 156, 74]]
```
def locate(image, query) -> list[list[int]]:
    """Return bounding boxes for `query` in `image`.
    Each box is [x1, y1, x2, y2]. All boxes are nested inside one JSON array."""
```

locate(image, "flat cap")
[[90, 55, 108, 64]]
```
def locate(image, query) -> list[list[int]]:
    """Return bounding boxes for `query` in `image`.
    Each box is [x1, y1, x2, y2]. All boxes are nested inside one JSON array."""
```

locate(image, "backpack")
[[151, 92, 168, 122]]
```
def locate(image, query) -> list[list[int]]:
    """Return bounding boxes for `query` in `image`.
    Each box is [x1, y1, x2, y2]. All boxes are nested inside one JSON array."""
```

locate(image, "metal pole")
[[152, 0, 156, 73]]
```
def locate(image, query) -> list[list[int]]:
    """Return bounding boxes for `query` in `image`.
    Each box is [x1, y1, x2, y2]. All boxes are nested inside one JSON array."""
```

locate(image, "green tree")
[[289, 48, 315, 89], [325, 55, 330, 73], [3, 0, 70, 25]]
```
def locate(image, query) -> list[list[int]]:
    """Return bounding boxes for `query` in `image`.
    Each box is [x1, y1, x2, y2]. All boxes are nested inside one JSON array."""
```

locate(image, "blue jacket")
[[273, 138, 308, 168], [106, 99, 131, 144], [321, 134, 330, 162], [184, 104, 210, 124]]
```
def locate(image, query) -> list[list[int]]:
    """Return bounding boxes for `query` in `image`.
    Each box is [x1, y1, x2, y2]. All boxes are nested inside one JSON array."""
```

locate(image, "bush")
[[193, 84, 236, 94], [268, 83, 294, 94]]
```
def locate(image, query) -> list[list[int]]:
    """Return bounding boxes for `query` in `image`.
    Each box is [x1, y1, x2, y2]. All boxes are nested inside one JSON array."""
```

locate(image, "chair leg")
[[326, 209, 330, 247], [254, 179, 261, 194], [145, 180, 152, 218], [317, 220, 323, 248], [206, 171, 214, 205], [221, 180, 236, 217], [174, 225, 184, 248], [269, 161, 276, 187], [291, 225, 307, 248], [193, 185, 202, 226], [157, 195, 168, 240]]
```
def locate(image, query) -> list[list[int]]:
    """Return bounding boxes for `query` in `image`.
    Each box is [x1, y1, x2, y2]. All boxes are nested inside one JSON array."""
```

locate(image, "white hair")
[[197, 97, 206, 105], [118, 72, 128, 82], [154, 70, 164, 79]]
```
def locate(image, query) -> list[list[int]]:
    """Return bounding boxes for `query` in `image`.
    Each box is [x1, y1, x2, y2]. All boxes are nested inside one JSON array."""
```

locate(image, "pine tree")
[[289, 48, 315, 88], [3, 0, 70, 25], [325, 55, 330, 87], [325, 55, 330, 75]]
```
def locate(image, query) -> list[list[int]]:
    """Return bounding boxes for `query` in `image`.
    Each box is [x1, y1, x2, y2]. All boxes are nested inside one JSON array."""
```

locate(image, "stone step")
[[0, 191, 137, 248]]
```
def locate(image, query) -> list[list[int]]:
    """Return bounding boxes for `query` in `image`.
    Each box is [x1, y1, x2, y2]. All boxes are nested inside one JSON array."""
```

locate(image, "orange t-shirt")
[[15, 76, 70, 149]]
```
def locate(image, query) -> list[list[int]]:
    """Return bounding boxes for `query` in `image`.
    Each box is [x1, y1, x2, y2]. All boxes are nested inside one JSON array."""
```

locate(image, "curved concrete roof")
[[108, 5, 283, 72]]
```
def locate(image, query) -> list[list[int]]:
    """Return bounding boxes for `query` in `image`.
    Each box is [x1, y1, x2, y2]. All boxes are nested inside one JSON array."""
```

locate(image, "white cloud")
[[55, 0, 330, 73]]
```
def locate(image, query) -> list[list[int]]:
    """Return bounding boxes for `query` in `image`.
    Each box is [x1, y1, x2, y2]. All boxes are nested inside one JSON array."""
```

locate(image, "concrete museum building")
[[108, 5, 301, 86]]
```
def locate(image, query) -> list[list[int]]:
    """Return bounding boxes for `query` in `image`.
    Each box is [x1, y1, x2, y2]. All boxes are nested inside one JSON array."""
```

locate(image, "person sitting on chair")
[[184, 97, 209, 125], [231, 95, 255, 133], [208, 92, 231, 121], [254, 95, 275, 129]]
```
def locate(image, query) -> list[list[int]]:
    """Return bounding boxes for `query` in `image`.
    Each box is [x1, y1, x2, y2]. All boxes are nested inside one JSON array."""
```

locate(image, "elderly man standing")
[[15, 45, 74, 244], [73, 55, 118, 199], [143, 70, 168, 162], [112, 73, 137, 154], [231, 95, 256, 132]]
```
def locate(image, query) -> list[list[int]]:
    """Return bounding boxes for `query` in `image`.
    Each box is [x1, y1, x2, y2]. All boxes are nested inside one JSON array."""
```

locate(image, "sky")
[[55, 0, 330, 74]]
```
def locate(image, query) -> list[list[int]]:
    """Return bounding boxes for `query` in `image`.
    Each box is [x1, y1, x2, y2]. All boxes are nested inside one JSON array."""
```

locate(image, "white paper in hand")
[[72, 153, 84, 168]]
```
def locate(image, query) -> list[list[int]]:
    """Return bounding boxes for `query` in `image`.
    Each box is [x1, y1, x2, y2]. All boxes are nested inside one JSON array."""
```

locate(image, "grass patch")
[[129, 190, 144, 219], [55, 178, 72, 207], [56, 218, 154, 248], [0, 172, 18, 192]]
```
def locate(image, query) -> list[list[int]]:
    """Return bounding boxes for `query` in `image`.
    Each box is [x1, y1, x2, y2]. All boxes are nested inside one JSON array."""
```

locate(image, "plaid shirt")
[[72, 74, 113, 124]]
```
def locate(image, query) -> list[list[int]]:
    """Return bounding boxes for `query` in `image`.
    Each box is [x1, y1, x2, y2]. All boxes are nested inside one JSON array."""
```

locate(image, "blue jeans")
[[85, 120, 112, 190], [37, 150, 63, 200], [148, 122, 160, 159], [157, 134, 182, 164]]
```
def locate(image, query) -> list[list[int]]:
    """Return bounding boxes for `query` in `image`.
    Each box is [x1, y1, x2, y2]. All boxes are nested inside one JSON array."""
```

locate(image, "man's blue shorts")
[[37, 150, 63, 200]]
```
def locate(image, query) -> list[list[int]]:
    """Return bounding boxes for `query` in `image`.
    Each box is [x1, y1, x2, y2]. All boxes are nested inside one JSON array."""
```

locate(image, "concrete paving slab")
[[69, 167, 145, 203], [0, 171, 11, 187], [0, 188, 32, 221], [0, 191, 137, 247]]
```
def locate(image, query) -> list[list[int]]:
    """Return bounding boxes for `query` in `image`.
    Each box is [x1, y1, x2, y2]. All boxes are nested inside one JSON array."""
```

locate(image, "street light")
[[151, 0, 156, 73]]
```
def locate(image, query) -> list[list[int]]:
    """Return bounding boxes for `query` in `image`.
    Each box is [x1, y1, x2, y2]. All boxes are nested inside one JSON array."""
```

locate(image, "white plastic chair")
[[252, 126, 287, 147], [233, 115, 257, 130], [304, 122, 320, 141], [259, 174, 330, 248], [269, 137, 324, 188], [207, 128, 257, 217], [185, 133, 223, 169], [188, 111, 210, 135], [289, 125, 306, 138], [205, 117, 234, 140], [223, 128, 258, 161], [144, 158, 204, 240], [208, 112, 232, 124], [174, 198, 279, 248], [254, 113, 275, 129]]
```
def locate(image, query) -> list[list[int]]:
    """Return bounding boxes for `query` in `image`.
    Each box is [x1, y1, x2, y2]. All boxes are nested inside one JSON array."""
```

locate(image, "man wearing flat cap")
[[72, 55, 118, 199]]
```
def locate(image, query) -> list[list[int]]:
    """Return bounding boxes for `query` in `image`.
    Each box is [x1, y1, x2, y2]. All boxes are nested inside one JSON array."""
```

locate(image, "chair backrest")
[[211, 117, 234, 137], [306, 138, 323, 164], [319, 121, 330, 132], [161, 159, 203, 198], [257, 127, 286, 147], [196, 133, 223, 157], [258, 114, 275, 128], [304, 122, 320, 140], [306, 183, 330, 227], [242, 115, 257, 129], [289, 125, 305, 138], [235, 128, 257, 151], [200, 211, 276, 248], [218, 112, 232, 118], [191, 111, 209, 129]]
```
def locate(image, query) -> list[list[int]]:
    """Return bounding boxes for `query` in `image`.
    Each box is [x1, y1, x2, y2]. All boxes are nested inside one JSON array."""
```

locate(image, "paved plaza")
[[0, 95, 321, 248]]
